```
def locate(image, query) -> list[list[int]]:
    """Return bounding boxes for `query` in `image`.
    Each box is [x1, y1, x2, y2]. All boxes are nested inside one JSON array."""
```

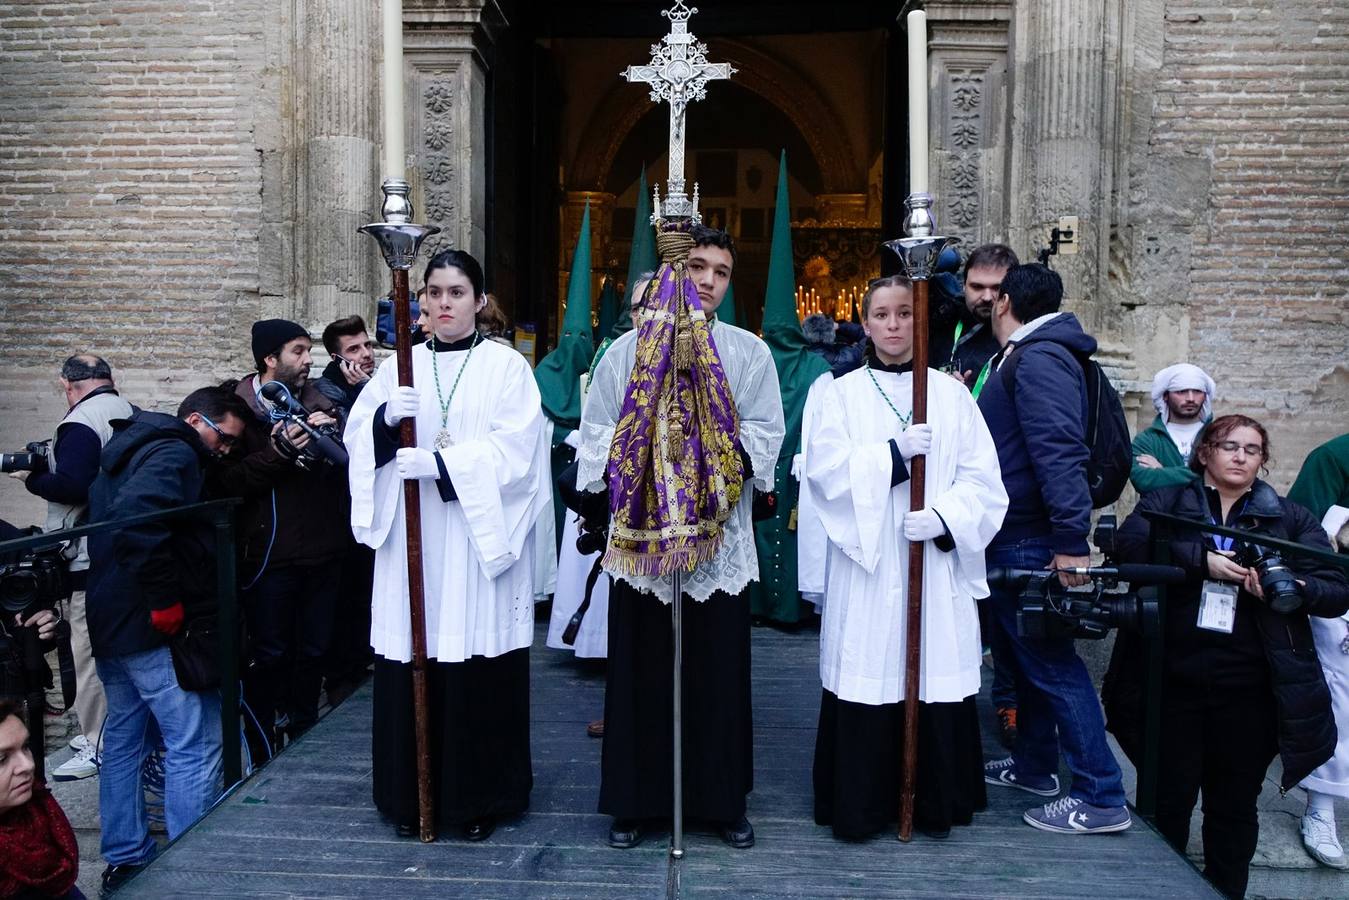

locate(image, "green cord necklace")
[[430, 332, 482, 449], [865, 359, 913, 429]]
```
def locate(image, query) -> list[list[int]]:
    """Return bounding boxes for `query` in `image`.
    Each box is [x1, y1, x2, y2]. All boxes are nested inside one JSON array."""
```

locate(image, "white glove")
[[903, 508, 946, 542], [395, 447, 440, 481], [384, 387, 420, 427], [895, 424, 932, 461]]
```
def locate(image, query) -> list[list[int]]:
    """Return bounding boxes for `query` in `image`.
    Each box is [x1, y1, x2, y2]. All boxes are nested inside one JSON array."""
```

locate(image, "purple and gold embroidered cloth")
[[604, 229, 744, 576]]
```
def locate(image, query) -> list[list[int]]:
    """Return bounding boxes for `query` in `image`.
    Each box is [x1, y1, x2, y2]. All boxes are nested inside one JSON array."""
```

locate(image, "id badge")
[[1197, 580, 1238, 634]]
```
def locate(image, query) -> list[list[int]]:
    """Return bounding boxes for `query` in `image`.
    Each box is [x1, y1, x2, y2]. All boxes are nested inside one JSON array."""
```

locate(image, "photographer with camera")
[[975, 263, 1132, 834], [85, 386, 248, 893], [215, 319, 351, 758], [1112, 414, 1349, 899], [6, 355, 133, 783]]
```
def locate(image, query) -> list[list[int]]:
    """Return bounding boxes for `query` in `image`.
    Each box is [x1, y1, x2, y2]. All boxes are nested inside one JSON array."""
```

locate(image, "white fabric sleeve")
[[346, 355, 400, 550], [736, 342, 786, 492], [577, 349, 622, 491]]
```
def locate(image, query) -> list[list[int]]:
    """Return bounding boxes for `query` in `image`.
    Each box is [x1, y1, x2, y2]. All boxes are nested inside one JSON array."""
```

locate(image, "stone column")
[[1006, 0, 1109, 309], [404, 1, 501, 266], [926, 2, 1013, 250], [300, 0, 381, 333]]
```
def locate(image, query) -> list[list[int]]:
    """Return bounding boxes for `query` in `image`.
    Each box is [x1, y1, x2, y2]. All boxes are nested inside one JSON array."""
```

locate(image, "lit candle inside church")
[[906, 8, 929, 195], [382, 0, 405, 179]]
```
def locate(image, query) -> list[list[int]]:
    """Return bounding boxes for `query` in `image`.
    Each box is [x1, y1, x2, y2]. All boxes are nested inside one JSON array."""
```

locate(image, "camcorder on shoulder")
[[0, 440, 50, 474], [988, 515, 1188, 641]]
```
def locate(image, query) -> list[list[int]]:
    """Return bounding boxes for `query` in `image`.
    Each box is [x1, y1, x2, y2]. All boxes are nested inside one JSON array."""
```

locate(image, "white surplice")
[[346, 339, 553, 664], [794, 372, 834, 611], [576, 320, 785, 603], [805, 365, 1008, 705]]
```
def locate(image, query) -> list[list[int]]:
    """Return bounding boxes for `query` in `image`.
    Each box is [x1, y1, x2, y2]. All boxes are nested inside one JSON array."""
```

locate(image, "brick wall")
[[1150, 0, 1349, 486], [0, 0, 274, 523]]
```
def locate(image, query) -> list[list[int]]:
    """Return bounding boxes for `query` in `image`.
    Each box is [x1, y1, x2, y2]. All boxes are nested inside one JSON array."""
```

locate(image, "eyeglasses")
[[198, 413, 238, 449], [1211, 440, 1263, 458]]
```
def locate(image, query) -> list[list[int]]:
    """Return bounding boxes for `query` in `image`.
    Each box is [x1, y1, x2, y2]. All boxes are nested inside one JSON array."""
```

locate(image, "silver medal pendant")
[[434, 429, 453, 450]]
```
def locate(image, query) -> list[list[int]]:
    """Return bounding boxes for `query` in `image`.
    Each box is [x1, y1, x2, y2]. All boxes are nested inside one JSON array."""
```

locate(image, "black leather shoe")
[[395, 823, 417, 838], [463, 817, 496, 841], [101, 863, 146, 897], [608, 818, 643, 849], [719, 815, 755, 849]]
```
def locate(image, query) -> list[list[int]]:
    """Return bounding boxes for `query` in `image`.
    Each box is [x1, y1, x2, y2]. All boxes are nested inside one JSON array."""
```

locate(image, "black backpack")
[[1000, 346, 1132, 508]]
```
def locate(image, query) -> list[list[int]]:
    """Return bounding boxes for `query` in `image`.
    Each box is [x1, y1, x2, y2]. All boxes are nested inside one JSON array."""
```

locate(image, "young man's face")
[[964, 264, 1010, 322], [687, 245, 734, 315], [1164, 389, 1205, 422], [334, 331, 376, 375], [265, 337, 313, 390]]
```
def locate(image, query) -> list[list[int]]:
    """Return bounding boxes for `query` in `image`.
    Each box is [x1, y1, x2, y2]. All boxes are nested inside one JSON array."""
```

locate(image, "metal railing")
[[0, 499, 245, 787], [1134, 510, 1349, 818]]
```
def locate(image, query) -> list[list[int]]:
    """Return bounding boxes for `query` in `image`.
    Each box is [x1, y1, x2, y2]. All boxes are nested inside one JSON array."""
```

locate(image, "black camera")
[[260, 381, 349, 470], [1009, 575, 1152, 641], [1233, 542, 1301, 614], [0, 545, 71, 619], [0, 440, 50, 474]]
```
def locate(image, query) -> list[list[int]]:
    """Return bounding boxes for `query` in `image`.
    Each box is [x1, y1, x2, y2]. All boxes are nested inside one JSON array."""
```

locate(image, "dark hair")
[[477, 293, 510, 337], [0, 698, 24, 728], [999, 263, 1063, 323], [62, 354, 112, 383], [964, 243, 1019, 278], [689, 224, 737, 265], [321, 315, 369, 356], [861, 274, 912, 318], [423, 249, 485, 299], [177, 385, 252, 424], [1191, 414, 1272, 473]]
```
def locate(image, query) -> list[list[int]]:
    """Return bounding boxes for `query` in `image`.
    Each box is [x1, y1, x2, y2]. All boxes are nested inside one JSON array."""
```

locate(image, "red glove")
[[150, 603, 185, 636]]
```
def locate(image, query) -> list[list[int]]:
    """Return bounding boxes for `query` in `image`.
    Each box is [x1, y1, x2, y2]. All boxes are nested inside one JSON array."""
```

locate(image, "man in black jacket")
[[929, 243, 1018, 394], [85, 386, 248, 892], [975, 264, 1131, 834]]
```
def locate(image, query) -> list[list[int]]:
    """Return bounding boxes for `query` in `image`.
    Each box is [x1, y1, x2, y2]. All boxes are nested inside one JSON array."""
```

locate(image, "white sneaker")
[[51, 744, 100, 781], [68, 734, 91, 753], [1302, 811, 1348, 869]]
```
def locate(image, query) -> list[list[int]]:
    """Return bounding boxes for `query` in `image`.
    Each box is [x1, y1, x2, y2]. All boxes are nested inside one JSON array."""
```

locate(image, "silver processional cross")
[[622, 0, 735, 221]]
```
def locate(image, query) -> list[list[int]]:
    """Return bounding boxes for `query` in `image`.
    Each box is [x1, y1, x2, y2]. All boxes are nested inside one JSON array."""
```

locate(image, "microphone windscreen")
[[1112, 563, 1189, 585]]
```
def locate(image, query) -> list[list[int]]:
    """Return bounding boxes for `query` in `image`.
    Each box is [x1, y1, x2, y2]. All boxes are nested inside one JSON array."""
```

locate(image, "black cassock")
[[372, 648, 532, 828], [599, 580, 753, 824]]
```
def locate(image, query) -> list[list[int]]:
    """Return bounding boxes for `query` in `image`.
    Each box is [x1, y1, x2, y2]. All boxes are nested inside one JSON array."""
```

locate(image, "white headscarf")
[[1151, 363, 1216, 422]]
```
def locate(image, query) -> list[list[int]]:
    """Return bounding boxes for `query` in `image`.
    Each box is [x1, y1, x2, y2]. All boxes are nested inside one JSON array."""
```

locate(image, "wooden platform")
[[130, 619, 1220, 898]]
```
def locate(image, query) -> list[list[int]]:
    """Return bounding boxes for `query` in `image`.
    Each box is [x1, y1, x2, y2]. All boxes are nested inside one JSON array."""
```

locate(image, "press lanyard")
[[1207, 497, 1247, 552], [970, 358, 992, 399], [948, 320, 964, 370]]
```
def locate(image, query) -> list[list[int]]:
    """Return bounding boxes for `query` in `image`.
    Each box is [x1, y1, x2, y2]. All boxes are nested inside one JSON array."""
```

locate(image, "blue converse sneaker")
[[983, 757, 1060, 797], [1024, 796, 1131, 834]]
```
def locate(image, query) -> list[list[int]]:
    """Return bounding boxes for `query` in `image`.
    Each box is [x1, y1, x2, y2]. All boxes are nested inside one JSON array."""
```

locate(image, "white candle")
[[906, 8, 929, 195], [382, 0, 405, 180]]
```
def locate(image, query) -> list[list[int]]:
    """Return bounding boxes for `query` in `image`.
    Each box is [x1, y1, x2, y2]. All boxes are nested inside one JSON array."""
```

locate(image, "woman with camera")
[[0, 699, 84, 899], [1114, 414, 1349, 899]]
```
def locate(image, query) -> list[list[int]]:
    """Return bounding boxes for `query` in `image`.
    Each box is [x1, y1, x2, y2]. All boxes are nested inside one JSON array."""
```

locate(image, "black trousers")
[[599, 581, 753, 823], [324, 542, 375, 693], [242, 560, 341, 751], [1153, 683, 1279, 900]]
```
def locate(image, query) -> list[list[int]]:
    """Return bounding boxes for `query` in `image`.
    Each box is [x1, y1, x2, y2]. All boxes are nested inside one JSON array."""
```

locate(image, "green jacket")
[[1288, 433, 1349, 522], [1130, 415, 1200, 493]]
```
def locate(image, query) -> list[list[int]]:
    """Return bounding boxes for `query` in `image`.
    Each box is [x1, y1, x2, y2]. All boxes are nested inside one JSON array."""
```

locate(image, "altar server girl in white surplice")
[[805, 274, 1007, 840]]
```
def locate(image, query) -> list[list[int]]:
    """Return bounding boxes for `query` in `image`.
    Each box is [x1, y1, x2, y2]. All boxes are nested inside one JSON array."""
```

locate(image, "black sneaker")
[[101, 863, 146, 896]]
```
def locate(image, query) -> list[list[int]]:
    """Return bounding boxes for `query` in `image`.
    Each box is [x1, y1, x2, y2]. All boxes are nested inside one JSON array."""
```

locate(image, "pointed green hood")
[[761, 151, 831, 457], [535, 201, 594, 429], [613, 167, 657, 339], [596, 277, 620, 346]]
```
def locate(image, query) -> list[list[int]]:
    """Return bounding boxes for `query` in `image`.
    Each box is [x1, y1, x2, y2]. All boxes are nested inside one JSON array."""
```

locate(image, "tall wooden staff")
[[883, 4, 956, 844], [360, 1, 441, 843]]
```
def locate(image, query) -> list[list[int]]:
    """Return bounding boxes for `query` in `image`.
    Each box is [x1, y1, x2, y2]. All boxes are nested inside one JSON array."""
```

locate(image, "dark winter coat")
[[976, 313, 1096, 556], [210, 376, 350, 574], [85, 411, 217, 658], [1110, 478, 1349, 790], [312, 359, 366, 414]]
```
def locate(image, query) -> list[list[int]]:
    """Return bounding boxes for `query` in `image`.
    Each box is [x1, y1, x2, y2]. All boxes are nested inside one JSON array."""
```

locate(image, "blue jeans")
[[985, 540, 1125, 808], [96, 646, 223, 866]]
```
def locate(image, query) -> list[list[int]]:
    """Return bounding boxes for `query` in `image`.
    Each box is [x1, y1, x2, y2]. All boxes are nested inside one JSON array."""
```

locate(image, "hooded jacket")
[[1111, 478, 1349, 790], [976, 312, 1096, 555], [85, 411, 217, 658], [1130, 414, 1203, 493]]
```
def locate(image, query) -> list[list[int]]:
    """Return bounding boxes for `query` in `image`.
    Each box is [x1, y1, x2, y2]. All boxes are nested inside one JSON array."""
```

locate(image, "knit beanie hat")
[[251, 319, 310, 368]]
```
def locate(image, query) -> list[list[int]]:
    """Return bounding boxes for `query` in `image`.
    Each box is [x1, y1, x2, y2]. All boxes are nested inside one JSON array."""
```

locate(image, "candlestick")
[[907, 8, 929, 195], [382, 0, 405, 179]]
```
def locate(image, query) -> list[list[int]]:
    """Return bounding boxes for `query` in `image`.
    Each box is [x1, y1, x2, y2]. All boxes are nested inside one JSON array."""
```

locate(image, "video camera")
[[987, 515, 1187, 641], [260, 381, 349, 470], [0, 440, 50, 475]]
